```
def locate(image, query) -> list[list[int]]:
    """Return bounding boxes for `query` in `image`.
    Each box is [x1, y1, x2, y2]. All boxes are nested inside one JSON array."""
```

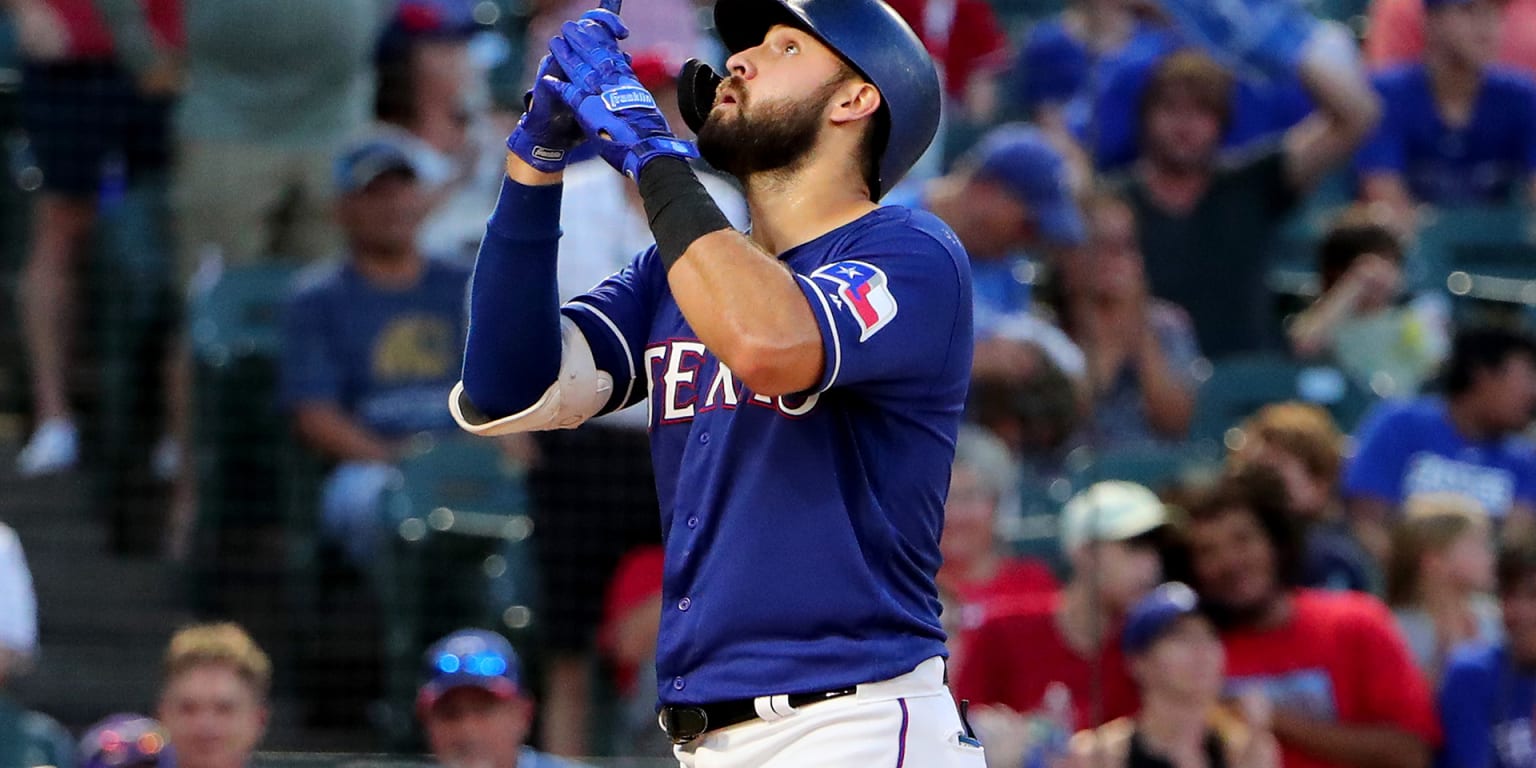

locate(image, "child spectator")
[[1287, 210, 1449, 397], [156, 623, 270, 768], [1387, 493, 1501, 685]]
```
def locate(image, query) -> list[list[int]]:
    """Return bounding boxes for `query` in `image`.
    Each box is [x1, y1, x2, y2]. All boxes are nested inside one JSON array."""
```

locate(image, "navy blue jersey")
[[560, 206, 973, 705]]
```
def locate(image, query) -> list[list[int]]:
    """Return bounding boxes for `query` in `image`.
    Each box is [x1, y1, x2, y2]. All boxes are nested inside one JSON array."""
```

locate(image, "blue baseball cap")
[[1122, 582, 1203, 656], [378, 0, 483, 60], [418, 629, 524, 711], [334, 136, 422, 196], [965, 123, 1085, 248]]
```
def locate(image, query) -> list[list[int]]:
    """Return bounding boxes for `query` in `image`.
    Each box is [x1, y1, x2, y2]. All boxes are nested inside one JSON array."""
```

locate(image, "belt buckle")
[[661, 706, 709, 745]]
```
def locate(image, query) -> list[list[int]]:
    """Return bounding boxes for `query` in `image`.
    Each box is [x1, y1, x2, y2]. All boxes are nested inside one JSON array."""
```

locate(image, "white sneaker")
[[16, 418, 79, 476]]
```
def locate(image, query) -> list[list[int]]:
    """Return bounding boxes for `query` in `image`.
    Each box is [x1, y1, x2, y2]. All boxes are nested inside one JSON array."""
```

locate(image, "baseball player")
[[450, 0, 982, 764]]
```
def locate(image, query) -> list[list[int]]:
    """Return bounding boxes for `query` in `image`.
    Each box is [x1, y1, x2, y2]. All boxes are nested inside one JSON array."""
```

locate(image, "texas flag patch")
[[810, 260, 898, 342]]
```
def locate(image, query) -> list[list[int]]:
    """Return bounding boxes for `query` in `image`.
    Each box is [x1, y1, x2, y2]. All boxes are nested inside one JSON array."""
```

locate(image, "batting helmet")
[[682, 0, 941, 198]]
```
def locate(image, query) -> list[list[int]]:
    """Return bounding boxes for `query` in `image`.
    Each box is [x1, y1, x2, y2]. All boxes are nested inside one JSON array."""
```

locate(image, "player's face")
[[1427, 0, 1502, 69], [338, 170, 430, 255], [697, 25, 858, 181], [1502, 574, 1536, 665], [423, 688, 531, 768], [1144, 89, 1222, 173], [942, 466, 1000, 566], [1132, 615, 1225, 703], [158, 665, 267, 768], [1188, 507, 1281, 622]]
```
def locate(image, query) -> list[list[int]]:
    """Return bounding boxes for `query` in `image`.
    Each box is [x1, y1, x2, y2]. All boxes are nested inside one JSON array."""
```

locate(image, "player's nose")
[[725, 48, 756, 80]]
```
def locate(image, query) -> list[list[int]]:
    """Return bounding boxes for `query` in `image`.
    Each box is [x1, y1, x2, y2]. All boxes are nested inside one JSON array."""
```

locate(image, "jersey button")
[[686, 516, 699, 529], [673, 676, 686, 691], [698, 432, 711, 445], [677, 597, 691, 611]]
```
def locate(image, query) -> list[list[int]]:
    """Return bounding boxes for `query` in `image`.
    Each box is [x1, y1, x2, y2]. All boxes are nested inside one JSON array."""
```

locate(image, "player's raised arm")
[[454, 14, 630, 433], [545, 14, 831, 396]]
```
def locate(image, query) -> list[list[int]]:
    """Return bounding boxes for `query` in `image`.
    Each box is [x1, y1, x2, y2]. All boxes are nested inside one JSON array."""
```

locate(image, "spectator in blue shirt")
[[1344, 326, 1536, 563], [903, 123, 1085, 337], [1357, 0, 1536, 221], [1436, 537, 1536, 768], [279, 135, 470, 566]]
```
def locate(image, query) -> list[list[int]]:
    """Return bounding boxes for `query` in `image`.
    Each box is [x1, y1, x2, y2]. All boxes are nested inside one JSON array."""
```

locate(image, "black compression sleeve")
[[637, 158, 733, 271]]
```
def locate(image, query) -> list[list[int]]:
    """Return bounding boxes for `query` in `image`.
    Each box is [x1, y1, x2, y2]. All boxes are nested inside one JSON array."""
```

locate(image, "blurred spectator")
[[1387, 493, 1501, 685], [78, 714, 169, 768], [1010, 0, 1176, 128], [1184, 463, 1440, 768], [1229, 403, 1378, 593], [522, 0, 702, 93], [526, 53, 745, 758], [278, 136, 469, 567], [940, 426, 1059, 625], [375, 0, 485, 160], [1436, 535, 1536, 767], [1065, 583, 1280, 768], [885, 0, 1010, 122], [1288, 210, 1449, 397], [1366, 0, 1536, 76], [968, 345, 1086, 479], [1343, 325, 1536, 563], [0, 523, 71, 768], [10, 0, 181, 475], [156, 623, 269, 768], [1053, 187, 1200, 448], [1113, 40, 1380, 358], [418, 629, 595, 768], [598, 546, 671, 760], [955, 481, 1170, 732], [905, 123, 1086, 335], [1357, 0, 1536, 218], [171, 0, 395, 273]]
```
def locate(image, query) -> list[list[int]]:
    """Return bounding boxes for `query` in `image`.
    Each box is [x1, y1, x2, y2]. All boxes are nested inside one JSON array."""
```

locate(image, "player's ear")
[[828, 82, 880, 126]]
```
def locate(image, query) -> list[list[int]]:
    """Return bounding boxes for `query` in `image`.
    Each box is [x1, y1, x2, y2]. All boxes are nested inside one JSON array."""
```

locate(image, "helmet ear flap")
[[677, 58, 726, 135]]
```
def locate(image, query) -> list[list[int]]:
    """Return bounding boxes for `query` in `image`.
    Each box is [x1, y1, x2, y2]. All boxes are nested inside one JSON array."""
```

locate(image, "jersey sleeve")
[[793, 214, 971, 395], [560, 247, 663, 416], [278, 288, 342, 410], [1342, 403, 1412, 505], [1347, 597, 1442, 747], [1436, 646, 1497, 768]]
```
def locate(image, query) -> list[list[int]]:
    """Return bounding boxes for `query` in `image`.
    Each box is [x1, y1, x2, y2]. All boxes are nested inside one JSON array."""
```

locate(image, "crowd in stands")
[[3, 0, 1536, 763]]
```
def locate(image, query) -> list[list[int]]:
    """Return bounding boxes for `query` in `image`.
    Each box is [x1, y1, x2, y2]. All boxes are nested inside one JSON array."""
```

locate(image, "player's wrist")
[[637, 158, 732, 271]]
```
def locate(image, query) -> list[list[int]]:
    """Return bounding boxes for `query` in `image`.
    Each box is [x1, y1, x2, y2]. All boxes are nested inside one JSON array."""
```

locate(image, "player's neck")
[[743, 162, 878, 257]]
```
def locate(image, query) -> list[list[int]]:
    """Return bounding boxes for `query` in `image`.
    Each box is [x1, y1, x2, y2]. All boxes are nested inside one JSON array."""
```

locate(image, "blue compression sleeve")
[[460, 177, 563, 419]]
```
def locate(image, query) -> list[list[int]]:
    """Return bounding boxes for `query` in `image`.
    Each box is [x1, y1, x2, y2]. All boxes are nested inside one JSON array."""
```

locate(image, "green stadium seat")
[[1417, 207, 1536, 311], [370, 433, 536, 746], [1190, 353, 1376, 448]]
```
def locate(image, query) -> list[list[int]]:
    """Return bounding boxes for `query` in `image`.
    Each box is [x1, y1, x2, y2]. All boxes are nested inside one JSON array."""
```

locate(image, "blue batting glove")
[[1156, 0, 1317, 80], [506, 54, 583, 172], [547, 18, 698, 179], [504, 0, 632, 172]]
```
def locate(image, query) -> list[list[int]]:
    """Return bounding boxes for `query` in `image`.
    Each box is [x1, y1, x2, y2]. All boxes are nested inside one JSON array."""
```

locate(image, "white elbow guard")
[[450, 316, 615, 436]]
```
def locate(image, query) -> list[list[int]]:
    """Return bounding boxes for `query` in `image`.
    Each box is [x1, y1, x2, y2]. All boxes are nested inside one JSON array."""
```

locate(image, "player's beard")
[[697, 76, 843, 183]]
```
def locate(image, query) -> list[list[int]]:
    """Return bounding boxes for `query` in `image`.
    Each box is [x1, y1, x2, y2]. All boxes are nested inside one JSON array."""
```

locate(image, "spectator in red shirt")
[[940, 425, 1059, 626], [597, 545, 671, 760], [884, 0, 1010, 122], [955, 480, 1170, 740], [1184, 463, 1441, 768]]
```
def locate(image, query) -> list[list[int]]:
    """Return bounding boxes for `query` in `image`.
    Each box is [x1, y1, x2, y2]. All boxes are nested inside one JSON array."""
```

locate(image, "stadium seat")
[[1068, 443, 1222, 493], [370, 433, 537, 745], [1190, 353, 1376, 448], [1417, 207, 1536, 313]]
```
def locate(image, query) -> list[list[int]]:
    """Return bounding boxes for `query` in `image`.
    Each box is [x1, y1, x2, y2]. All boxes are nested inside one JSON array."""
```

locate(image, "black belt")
[[659, 686, 858, 744]]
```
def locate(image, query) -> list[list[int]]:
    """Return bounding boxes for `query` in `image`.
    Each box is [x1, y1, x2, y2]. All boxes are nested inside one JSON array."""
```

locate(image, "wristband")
[[637, 158, 733, 271]]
